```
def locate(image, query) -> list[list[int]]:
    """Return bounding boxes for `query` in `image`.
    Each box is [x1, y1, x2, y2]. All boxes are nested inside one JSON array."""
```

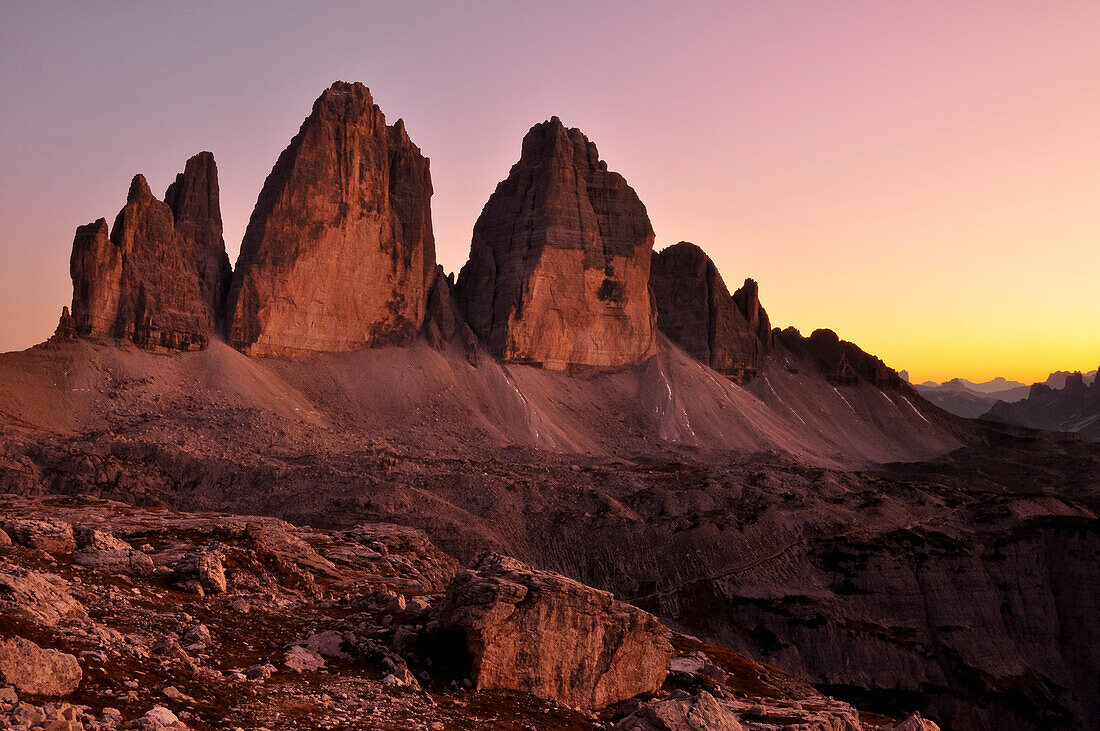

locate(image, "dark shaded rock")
[[51, 306, 77, 342], [225, 81, 436, 356], [163, 151, 233, 325], [778, 327, 904, 388], [984, 370, 1100, 439], [455, 117, 658, 369], [68, 218, 122, 340], [423, 265, 478, 363], [650, 242, 769, 384], [731, 277, 772, 347]]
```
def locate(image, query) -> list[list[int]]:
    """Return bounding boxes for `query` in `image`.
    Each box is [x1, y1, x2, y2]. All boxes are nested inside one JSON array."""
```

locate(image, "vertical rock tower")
[[455, 117, 658, 370], [650, 242, 771, 383], [67, 152, 230, 350], [225, 81, 436, 356]]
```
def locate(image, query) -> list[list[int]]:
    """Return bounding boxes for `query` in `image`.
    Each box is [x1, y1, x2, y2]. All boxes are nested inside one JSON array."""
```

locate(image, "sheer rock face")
[[650, 242, 770, 384], [455, 117, 658, 370], [164, 152, 233, 323], [437, 553, 672, 710], [67, 153, 230, 351], [225, 81, 436, 357], [69, 219, 122, 338]]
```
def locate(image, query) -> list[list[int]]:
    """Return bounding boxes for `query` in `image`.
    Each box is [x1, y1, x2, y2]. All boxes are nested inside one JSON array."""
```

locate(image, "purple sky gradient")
[[1, 1, 1097, 382]]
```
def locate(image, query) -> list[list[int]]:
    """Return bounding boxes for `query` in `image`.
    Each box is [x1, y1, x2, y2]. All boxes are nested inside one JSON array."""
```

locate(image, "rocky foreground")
[[0, 495, 937, 731]]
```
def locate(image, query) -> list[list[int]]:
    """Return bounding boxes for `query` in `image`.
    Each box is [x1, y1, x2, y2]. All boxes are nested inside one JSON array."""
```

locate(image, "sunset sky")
[[0, 1, 1096, 384]]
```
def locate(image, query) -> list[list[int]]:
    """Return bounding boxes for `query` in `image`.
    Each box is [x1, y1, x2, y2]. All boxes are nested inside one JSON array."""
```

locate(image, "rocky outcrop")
[[650, 242, 770, 384], [435, 553, 672, 709], [455, 117, 658, 370], [731, 277, 772, 346], [73, 529, 154, 577], [0, 637, 82, 696], [68, 219, 122, 340], [225, 81, 436, 356], [67, 154, 230, 351], [164, 152, 233, 326], [0, 563, 87, 627], [0, 518, 75, 555]]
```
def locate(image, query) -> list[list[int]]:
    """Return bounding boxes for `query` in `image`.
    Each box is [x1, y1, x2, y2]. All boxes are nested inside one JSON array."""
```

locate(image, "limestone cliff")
[[455, 117, 658, 370], [225, 81, 436, 356]]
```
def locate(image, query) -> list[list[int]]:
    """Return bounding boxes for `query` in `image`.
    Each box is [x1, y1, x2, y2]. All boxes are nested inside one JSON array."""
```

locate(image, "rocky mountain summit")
[[64, 153, 231, 351], [455, 117, 659, 370], [225, 81, 436, 356], [650, 242, 771, 384]]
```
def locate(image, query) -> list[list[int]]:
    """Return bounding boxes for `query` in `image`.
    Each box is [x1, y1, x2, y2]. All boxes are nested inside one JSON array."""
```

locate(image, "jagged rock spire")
[[225, 81, 436, 356]]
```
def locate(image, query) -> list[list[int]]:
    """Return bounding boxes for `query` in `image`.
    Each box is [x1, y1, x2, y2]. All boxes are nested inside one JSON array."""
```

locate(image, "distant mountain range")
[[915, 371, 1098, 434], [915, 377, 1031, 418], [984, 371, 1100, 440]]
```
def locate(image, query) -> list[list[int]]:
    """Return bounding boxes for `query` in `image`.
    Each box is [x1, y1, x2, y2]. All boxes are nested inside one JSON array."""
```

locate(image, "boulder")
[[0, 519, 75, 556], [126, 705, 188, 730], [0, 563, 87, 626], [283, 645, 326, 673], [891, 712, 941, 731], [0, 637, 82, 696], [650, 242, 770, 383], [614, 691, 744, 731], [73, 529, 154, 577], [226, 81, 436, 356], [172, 550, 226, 594], [195, 552, 227, 594], [436, 553, 672, 709], [455, 117, 659, 370], [68, 153, 230, 351]]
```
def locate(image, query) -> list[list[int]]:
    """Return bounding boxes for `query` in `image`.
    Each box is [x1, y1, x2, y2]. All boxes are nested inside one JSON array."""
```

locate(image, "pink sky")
[[0, 1, 1097, 383]]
